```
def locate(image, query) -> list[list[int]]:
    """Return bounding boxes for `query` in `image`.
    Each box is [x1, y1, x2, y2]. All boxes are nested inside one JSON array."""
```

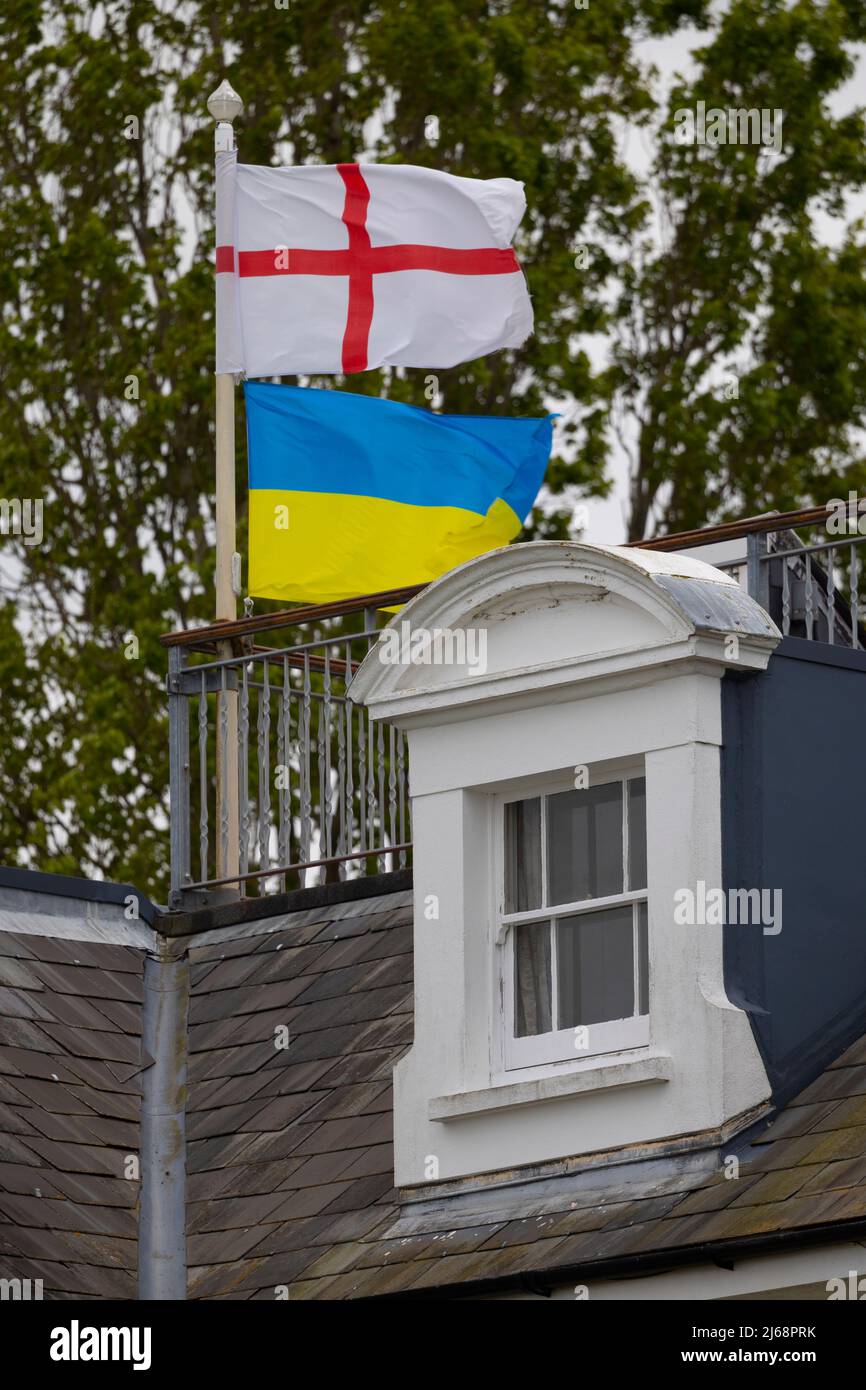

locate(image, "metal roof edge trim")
[[774, 635, 866, 673], [160, 868, 414, 938], [372, 1217, 866, 1302], [0, 865, 160, 925]]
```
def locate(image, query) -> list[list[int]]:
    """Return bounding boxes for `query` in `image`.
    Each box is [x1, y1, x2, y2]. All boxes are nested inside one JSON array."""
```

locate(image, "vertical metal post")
[[139, 951, 189, 1300], [746, 530, 770, 614], [239, 657, 251, 876], [208, 78, 243, 892], [168, 645, 191, 909]]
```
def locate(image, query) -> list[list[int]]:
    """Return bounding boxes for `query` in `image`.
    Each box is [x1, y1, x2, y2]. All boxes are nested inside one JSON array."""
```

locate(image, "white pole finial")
[[208, 78, 243, 151]]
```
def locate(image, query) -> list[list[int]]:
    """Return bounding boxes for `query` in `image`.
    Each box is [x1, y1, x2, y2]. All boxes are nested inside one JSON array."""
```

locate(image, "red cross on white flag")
[[215, 153, 533, 376]]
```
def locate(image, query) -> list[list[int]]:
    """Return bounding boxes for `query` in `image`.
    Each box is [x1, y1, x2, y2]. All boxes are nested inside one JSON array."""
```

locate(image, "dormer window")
[[352, 540, 778, 1184], [499, 771, 649, 1069]]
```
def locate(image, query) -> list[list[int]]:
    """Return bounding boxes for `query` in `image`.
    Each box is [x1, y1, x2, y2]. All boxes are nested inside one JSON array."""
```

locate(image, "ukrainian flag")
[[245, 382, 553, 604]]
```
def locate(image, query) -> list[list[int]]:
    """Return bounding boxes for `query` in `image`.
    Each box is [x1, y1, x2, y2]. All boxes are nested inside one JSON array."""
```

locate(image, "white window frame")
[[496, 767, 649, 1071]]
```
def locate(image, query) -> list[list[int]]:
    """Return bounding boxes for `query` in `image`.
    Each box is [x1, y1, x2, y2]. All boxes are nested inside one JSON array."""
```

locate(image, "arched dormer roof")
[[350, 541, 780, 720]]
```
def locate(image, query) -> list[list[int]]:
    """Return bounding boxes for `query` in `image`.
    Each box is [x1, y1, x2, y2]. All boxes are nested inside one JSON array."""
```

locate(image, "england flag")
[[215, 153, 534, 376]]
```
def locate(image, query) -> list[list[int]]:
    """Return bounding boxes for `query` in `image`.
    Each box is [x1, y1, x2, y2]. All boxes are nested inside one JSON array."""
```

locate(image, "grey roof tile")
[[187, 1191, 290, 1234], [187, 1225, 276, 1266], [0, 1077, 100, 1116], [27, 1169, 138, 1209], [262, 1182, 358, 1223], [0, 987, 59, 1022], [0, 1161, 65, 1198], [0, 932, 39, 959], [20, 1135, 132, 1179], [0, 1102, 40, 1136], [40, 1054, 140, 1096], [0, 1224, 136, 1269], [0, 1019, 59, 1053], [0, 1132, 42, 1165], [26, 961, 143, 1003], [189, 976, 314, 1026], [0, 958, 45, 989], [1, 936, 143, 973], [0, 1045, 82, 1084], [0, 1192, 137, 1239], [37, 1023, 141, 1065]]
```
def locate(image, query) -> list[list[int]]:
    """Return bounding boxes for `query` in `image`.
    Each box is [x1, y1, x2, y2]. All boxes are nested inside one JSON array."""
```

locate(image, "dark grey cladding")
[[722, 636, 866, 1107]]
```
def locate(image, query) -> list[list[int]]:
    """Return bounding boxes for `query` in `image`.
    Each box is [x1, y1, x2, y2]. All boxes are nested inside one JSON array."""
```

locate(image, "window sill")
[[429, 1051, 672, 1121]]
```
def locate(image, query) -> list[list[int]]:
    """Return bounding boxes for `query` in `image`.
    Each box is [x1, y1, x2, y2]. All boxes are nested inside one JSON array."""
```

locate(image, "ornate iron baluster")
[[301, 651, 312, 881], [397, 729, 407, 869], [781, 556, 791, 636], [198, 670, 208, 884], [826, 545, 836, 645], [239, 658, 250, 877], [367, 710, 376, 864], [322, 644, 333, 862], [219, 666, 230, 873], [257, 658, 271, 876], [167, 646, 191, 906], [336, 693, 347, 878], [277, 656, 290, 887], [805, 554, 814, 640], [344, 641, 355, 866], [388, 725, 398, 871], [358, 703, 367, 854], [377, 719, 386, 873]]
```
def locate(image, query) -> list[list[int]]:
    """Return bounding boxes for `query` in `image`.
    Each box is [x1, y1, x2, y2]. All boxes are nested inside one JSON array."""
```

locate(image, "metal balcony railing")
[[639, 506, 864, 649], [161, 588, 421, 908], [162, 506, 864, 905]]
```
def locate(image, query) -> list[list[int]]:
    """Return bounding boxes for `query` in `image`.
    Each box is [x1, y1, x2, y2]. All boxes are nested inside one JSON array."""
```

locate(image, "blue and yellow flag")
[[245, 382, 553, 604]]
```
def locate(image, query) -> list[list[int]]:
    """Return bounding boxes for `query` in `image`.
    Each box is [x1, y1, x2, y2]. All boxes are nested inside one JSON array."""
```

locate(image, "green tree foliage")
[[611, 0, 866, 537], [0, 0, 863, 890]]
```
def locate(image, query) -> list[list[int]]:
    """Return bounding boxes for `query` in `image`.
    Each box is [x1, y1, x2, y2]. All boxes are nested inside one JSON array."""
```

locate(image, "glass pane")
[[628, 778, 647, 891], [637, 900, 649, 1016], [514, 922, 552, 1037], [556, 905, 634, 1028], [504, 798, 542, 912], [547, 782, 623, 905]]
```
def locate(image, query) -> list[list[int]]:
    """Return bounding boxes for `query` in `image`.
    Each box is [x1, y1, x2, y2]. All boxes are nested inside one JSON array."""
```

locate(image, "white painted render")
[[351, 542, 780, 1187]]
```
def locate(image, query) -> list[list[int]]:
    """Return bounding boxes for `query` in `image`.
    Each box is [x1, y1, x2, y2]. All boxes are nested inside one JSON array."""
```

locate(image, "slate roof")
[[2, 874, 866, 1300], [0, 928, 146, 1299], [176, 885, 866, 1300], [183, 889, 413, 1299], [303, 1031, 866, 1299]]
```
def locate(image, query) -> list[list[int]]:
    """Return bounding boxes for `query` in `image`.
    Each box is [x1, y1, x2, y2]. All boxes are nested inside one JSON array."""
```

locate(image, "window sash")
[[503, 775, 644, 916], [511, 898, 649, 1034], [500, 773, 649, 1070], [502, 886, 648, 927], [506, 1012, 650, 1070]]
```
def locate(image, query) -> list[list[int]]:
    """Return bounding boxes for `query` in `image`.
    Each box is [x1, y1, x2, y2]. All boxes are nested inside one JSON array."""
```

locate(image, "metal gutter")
[[138, 948, 189, 1300]]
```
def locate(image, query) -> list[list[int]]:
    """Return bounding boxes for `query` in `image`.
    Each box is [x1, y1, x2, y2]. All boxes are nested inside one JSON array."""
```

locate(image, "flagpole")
[[208, 78, 243, 891]]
